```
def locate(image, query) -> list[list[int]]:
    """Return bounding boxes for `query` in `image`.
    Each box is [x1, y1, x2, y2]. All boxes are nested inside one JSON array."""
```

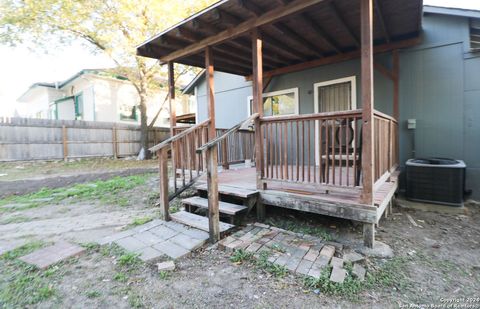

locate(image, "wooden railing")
[[215, 128, 255, 168], [259, 109, 364, 193], [150, 119, 210, 220], [196, 113, 259, 241], [373, 111, 398, 187]]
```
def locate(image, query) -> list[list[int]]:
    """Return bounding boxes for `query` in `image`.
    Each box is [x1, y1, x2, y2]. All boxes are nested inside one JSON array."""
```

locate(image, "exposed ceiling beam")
[[245, 37, 421, 80], [214, 7, 310, 61], [329, 1, 360, 47], [239, 0, 323, 57], [301, 13, 342, 54], [374, 0, 390, 43], [157, 0, 328, 63]]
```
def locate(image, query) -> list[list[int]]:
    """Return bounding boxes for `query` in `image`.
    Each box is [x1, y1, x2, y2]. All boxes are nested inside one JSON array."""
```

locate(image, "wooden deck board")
[[170, 211, 235, 233], [194, 166, 397, 223], [182, 196, 247, 215]]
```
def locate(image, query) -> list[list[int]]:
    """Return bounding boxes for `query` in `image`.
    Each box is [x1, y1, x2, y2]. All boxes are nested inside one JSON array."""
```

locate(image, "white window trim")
[[313, 76, 357, 114], [313, 76, 357, 165], [247, 87, 299, 117]]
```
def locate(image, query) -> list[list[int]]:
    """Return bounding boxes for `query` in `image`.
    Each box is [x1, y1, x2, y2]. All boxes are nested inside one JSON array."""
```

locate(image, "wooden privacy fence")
[[0, 117, 169, 161]]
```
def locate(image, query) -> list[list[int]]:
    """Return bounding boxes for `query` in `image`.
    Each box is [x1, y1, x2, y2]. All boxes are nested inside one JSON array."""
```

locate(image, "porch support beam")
[[393, 49, 399, 120], [329, 1, 360, 47], [252, 28, 266, 221], [205, 46, 220, 243], [168, 62, 176, 133], [159, 0, 327, 63], [360, 0, 374, 209]]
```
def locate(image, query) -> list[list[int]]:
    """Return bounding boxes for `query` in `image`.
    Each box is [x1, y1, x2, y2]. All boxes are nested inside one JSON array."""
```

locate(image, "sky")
[[0, 0, 479, 117]]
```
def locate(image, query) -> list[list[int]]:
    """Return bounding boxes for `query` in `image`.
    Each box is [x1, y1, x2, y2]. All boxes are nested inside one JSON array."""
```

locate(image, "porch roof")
[[137, 0, 423, 76]]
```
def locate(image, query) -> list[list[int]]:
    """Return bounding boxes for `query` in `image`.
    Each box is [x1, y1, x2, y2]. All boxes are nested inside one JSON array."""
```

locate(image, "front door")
[[314, 76, 356, 165]]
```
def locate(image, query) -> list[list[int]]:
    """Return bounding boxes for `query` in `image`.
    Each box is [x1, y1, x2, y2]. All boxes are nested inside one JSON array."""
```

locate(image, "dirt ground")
[[0, 158, 158, 197], [1, 159, 479, 308]]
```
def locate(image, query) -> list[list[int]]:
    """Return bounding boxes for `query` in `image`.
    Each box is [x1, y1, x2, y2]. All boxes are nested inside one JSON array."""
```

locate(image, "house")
[[138, 0, 479, 247], [16, 69, 195, 126]]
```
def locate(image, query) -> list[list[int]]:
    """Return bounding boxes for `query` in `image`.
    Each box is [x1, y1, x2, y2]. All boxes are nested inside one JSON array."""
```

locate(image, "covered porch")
[[138, 0, 423, 247]]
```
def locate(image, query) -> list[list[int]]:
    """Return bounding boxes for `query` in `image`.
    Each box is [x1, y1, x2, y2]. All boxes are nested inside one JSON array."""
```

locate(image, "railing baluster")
[[308, 120, 311, 183], [346, 117, 350, 187], [331, 119, 335, 185], [296, 120, 299, 182]]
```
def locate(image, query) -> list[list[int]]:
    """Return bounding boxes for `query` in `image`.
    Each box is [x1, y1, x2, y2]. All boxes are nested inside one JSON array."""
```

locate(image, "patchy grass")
[[0, 158, 157, 181], [113, 272, 128, 282], [265, 217, 333, 241], [0, 174, 153, 212], [0, 241, 64, 308], [128, 216, 154, 228], [0, 214, 32, 224], [85, 290, 101, 298]]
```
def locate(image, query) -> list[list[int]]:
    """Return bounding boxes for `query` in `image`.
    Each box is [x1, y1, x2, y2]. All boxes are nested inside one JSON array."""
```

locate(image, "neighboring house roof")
[[423, 5, 480, 18], [17, 69, 130, 102], [182, 70, 205, 95]]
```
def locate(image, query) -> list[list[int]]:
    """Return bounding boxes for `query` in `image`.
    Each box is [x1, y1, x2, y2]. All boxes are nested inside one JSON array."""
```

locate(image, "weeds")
[[118, 252, 141, 267], [159, 271, 170, 280], [255, 251, 288, 278], [113, 272, 128, 282], [230, 249, 254, 264], [86, 290, 101, 298]]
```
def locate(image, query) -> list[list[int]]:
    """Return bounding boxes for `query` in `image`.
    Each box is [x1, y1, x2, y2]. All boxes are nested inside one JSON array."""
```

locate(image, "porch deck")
[[196, 166, 397, 225]]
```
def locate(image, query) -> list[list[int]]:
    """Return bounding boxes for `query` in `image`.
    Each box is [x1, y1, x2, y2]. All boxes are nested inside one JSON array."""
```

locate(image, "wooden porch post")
[[361, 0, 375, 247], [205, 46, 220, 243], [167, 62, 177, 192], [392, 50, 399, 121], [252, 28, 266, 221]]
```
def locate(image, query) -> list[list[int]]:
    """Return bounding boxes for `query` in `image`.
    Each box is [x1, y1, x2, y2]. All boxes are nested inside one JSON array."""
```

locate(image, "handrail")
[[373, 109, 397, 123], [149, 119, 210, 153], [196, 113, 259, 153], [260, 109, 363, 122]]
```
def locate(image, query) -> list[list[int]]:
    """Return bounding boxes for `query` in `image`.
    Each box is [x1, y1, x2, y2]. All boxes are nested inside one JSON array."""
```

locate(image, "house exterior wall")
[[193, 12, 480, 199]]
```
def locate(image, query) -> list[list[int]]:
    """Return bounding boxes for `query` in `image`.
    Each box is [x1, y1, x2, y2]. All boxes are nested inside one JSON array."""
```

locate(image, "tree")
[[0, 0, 215, 159]]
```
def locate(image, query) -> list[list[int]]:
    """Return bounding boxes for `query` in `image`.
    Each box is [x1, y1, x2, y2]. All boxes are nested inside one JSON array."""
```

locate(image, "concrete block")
[[330, 257, 344, 268], [352, 264, 366, 281], [157, 261, 176, 271], [330, 267, 346, 284]]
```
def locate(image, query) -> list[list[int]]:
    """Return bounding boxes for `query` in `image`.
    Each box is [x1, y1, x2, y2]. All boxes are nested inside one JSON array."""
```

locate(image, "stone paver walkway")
[[219, 223, 366, 282], [19, 241, 85, 269], [98, 219, 209, 261]]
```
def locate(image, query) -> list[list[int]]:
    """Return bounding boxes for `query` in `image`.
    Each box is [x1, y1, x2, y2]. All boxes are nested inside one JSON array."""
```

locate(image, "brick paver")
[[218, 223, 368, 283], [97, 218, 209, 261], [19, 241, 85, 269]]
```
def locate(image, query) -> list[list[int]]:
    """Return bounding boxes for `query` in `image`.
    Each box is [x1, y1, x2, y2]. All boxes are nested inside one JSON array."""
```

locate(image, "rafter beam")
[[157, 0, 328, 63], [215, 8, 310, 61], [329, 1, 360, 47], [374, 0, 390, 43], [301, 13, 342, 53]]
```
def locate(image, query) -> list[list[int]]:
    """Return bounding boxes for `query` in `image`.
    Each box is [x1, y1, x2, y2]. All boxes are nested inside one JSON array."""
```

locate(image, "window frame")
[[119, 104, 139, 122], [313, 76, 357, 114], [247, 87, 299, 117]]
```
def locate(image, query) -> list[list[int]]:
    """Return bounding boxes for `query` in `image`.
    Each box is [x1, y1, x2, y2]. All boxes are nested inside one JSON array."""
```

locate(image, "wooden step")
[[196, 184, 259, 199], [170, 211, 235, 233], [182, 196, 248, 216]]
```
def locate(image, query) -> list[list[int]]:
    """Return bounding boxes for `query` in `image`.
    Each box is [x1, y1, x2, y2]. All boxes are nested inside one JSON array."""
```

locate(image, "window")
[[247, 88, 299, 117], [313, 76, 356, 113], [74, 92, 84, 120], [119, 104, 138, 121], [470, 18, 480, 52]]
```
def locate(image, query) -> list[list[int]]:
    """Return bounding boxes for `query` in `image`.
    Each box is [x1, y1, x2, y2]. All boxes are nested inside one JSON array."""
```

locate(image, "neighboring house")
[[16, 69, 194, 126], [183, 5, 480, 199]]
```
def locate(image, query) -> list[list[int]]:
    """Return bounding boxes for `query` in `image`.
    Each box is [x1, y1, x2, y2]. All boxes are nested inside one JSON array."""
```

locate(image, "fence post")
[[158, 148, 170, 221], [62, 125, 68, 161], [112, 126, 118, 159]]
